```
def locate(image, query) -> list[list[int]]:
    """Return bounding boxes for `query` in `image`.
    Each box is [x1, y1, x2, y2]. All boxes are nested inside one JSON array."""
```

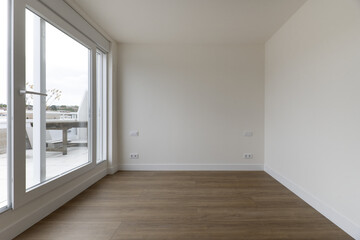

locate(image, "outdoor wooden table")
[[31, 121, 88, 155]]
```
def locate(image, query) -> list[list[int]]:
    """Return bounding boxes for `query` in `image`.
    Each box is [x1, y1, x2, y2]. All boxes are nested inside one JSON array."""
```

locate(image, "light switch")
[[129, 130, 139, 136]]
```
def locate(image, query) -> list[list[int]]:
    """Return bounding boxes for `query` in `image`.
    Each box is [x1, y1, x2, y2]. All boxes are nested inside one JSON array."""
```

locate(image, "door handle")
[[19, 90, 47, 96]]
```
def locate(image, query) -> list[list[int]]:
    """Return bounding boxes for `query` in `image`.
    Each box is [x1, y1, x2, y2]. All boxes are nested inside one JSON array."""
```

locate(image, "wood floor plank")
[[15, 171, 353, 240]]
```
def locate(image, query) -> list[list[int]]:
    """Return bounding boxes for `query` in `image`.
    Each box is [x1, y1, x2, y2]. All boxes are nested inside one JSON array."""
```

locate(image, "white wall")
[[265, 0, 360, 237], [118, 44, 264, 170]]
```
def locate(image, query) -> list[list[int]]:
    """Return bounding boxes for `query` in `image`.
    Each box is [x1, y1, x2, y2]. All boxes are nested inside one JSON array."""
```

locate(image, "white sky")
[[0, 7, 89, 106]]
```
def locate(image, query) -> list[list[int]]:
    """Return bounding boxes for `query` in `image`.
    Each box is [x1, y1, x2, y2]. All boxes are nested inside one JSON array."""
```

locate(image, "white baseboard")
[[265, 165, 360, 240], [0, 169, 107, 240], [119, 164, 264, 171]]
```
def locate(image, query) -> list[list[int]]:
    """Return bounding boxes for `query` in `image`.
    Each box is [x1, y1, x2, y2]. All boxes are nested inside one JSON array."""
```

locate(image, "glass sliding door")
[[9, 0, 108, 209], [25, 9, 90, 189], [0, 0, 10, 211]]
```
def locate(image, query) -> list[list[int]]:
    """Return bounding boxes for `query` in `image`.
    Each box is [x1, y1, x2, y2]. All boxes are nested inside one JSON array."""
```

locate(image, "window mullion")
[[32, 16, 46, 183]]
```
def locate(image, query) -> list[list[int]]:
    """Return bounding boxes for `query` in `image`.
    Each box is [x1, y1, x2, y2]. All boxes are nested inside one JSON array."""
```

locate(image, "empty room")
[[0, 0, 359, 239]]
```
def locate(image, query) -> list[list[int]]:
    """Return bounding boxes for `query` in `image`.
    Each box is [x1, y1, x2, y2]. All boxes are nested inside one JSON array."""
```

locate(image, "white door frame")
[[12, 0, 98, 209]]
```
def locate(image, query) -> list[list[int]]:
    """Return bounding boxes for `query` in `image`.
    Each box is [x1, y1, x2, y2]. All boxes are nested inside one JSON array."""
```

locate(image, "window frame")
[[12, 0, 107, 209], [0, 0, 12, 214], [96, 50, 107, 164]]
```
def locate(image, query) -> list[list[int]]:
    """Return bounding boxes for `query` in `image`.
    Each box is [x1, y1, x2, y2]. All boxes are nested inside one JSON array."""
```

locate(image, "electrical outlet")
[[243, 131, 253, 137], [243, 153, 253, 159], [130, 153, 139, 159]]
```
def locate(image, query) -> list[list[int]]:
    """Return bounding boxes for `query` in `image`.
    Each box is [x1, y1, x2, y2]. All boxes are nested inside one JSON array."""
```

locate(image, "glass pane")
[[96, 51, 106, 163], [0, 0, 9, 209], [26, 10, 90, 189]]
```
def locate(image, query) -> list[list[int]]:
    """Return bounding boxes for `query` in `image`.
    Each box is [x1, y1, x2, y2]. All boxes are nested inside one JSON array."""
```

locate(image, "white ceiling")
[[72, 0, 307, 44]]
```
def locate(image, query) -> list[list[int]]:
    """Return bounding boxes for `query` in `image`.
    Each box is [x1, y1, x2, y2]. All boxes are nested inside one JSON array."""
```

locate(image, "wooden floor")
[[15, 171, 352, 240]]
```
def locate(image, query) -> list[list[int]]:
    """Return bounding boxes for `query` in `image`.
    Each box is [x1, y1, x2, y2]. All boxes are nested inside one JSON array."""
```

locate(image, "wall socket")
[[130, 153, 139, 159], [243, 131, 253, 137], [243, 153, 253, 159]]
